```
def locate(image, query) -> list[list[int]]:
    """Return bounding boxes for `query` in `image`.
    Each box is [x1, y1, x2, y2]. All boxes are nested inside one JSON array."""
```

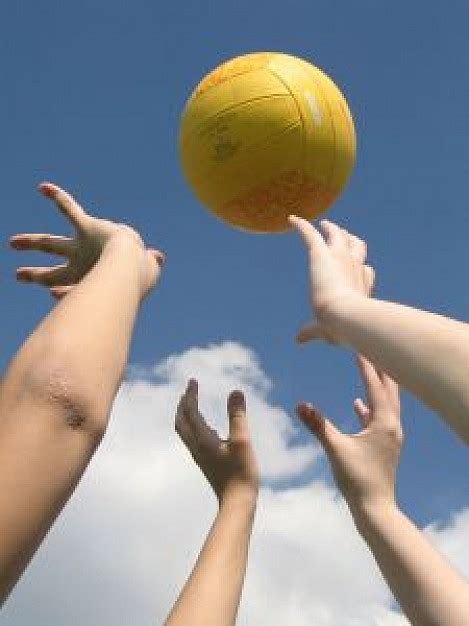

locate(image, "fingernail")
[[39, 183, 55, 197], [228, 390, 246, 412], [156, 251, 166, 267], [296, 402, 316, 421], [296, 403, 308, 420]]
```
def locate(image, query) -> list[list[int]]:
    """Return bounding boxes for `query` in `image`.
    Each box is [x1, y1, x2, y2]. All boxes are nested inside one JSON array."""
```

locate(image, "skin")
[[297, 356, 469, 626], [0, 183, 164, 603], [289, 215, 469, 443], [165, 379, 258, 626]]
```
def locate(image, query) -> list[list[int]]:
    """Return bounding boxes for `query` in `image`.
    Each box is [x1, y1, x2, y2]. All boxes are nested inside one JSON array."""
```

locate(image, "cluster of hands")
[[11, 183, 400, 518], [4, 182, 468, 626]]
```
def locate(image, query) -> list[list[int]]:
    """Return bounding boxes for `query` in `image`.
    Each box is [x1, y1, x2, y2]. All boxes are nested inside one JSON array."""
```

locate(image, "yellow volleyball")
[[178, 52, 356, 233]]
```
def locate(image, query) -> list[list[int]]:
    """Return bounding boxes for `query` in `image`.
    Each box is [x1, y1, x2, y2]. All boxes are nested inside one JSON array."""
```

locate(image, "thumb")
[[227, 390, 248, 441], [143, 248, 165, 293], [149, 248, 166, 267], [296, 321, 328, 344], [50, 286, 73, 300], [296, 402, 340, 455]]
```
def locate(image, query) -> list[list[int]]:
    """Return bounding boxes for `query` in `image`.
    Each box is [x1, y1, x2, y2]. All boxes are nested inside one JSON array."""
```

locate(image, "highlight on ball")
[[178, 52, 356, 233]]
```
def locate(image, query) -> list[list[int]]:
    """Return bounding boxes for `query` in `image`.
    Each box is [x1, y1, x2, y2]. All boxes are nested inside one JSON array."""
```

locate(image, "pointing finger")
[[39, 182, 88, 231], [50, 285, 74, 300], [296, 402, 340, 456], [288, 215, 327, 257]]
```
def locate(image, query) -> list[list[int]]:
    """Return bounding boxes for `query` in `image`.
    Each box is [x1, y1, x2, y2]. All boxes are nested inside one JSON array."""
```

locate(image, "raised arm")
[[165, 380, 259, 626], [0, 183, 164, 602], [297, 356, 469, 625], [289, 215, 469, 443]]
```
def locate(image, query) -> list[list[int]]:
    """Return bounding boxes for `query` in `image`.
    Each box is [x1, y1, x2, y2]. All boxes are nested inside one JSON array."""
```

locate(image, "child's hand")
[[297, 355, 402, 514], [10, 182, 165, 299], [175, 380, 259, 505], [289, 216, 373, 345]]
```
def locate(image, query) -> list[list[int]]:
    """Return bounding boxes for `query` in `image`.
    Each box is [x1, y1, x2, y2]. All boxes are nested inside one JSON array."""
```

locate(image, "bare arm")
[[165, 381, 259, 626], [0, 183, 164, 602], [289, 216, 469, 443], [297, 356, 469, 625], [355, 502, 469, 626]]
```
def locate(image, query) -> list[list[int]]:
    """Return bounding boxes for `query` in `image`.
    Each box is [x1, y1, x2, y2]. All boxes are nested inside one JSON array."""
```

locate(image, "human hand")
[[288, 216, 374, 345], [297, 355, 402, 514], [175, 380, 259, 505], [10, 182, 165, 299]]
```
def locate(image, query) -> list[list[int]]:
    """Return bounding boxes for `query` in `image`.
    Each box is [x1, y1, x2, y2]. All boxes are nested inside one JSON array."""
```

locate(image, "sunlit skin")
[[0, 183, 164, 603], [289, 215, 469, 443], [291, 215, 469, 625], [165, 380, 258, 626]]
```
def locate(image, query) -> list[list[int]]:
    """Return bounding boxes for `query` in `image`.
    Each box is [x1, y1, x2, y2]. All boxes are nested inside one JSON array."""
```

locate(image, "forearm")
[[326, 296, 469, 442], [0, 234, 147, 600], [353, 502, 469, 626], [2, 233, 145, 434], [165, 490, 257, 626]]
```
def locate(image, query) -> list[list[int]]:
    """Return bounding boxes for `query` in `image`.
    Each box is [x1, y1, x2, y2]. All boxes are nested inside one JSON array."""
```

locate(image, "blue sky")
[[1, 0, 468, 548]]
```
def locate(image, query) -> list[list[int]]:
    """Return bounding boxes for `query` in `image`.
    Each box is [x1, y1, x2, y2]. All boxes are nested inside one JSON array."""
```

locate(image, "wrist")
[[102, 232, 150, 298], [103, 229, 145, 254], [317, 292, 368, 344], [219, 484, 258, 512], [349, 498, 399, 538]]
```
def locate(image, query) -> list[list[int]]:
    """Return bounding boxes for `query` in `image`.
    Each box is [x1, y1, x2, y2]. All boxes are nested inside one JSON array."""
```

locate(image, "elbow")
[[22, 361, 108, 443]]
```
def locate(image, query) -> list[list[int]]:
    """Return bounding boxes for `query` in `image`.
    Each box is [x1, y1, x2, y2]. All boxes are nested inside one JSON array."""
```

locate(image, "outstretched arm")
[[0, 183, 164, 602], [165, 380, 259, 626], [297, 356, 469, 625], [289, 216, 469, 443]]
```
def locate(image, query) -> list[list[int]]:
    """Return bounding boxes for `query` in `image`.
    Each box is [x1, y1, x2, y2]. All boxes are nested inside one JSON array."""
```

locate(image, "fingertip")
[[17, 275, 31, 283], [295, 402, 318, 426], [148, 248, 166, 267], [353, 397, 367, 416], [296, 322, 322, 344], [228, 389, 246, 413], [287, 215, 301, 232], [156, 250, 166, 267], [296, 330, 307, 344], [9, 236, 22, 249], [355, 353, 366, 368], [16, 268, 32, 282], [288, 214, 312, 230], [295, 402, 310, 420], [186, 378, 198, 395], [38, 182, 57, 198]]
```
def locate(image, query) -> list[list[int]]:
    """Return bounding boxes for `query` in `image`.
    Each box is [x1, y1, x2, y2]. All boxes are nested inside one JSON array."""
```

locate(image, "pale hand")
[[10, 182, 165, 299], [288, 216, 374, 344], [297, 355, 402, 513], [175, 380, 259, 504]]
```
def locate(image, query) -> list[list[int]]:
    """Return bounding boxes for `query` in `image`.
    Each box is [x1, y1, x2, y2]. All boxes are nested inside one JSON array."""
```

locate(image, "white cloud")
[[1, 342, 466, 626]]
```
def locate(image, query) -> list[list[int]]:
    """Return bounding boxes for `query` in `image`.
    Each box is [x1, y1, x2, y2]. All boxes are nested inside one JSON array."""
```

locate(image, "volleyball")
[[178, 52, 356, 233]]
